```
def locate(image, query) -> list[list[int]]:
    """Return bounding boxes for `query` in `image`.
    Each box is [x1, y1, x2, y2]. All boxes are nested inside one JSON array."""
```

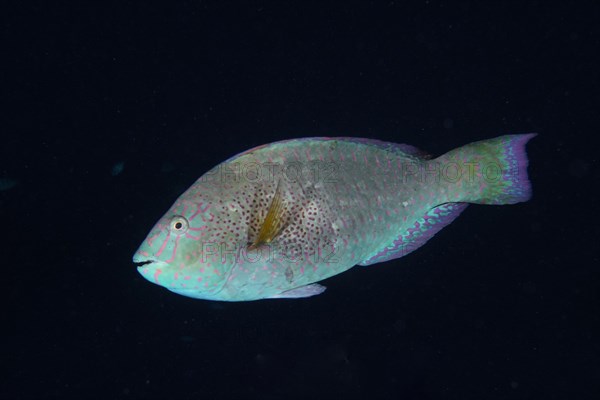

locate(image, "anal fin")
[[359, 202, 468, 266]]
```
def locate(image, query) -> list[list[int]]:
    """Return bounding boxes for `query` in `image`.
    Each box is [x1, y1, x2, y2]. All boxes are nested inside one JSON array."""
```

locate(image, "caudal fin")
[[437, 134, 537, 205]]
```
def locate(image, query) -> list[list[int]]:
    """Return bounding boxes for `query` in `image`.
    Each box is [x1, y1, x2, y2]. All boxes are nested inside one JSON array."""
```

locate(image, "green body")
[[133, 135, 535, 301]]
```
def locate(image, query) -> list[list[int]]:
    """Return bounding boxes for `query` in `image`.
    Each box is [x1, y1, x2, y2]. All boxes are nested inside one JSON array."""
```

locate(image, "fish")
[[111, 161, 125, 176], [0, 178, 18, 191], [133, 134, 536, 301]]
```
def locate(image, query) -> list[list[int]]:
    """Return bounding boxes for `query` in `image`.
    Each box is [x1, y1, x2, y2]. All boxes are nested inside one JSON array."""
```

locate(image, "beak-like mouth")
[[132, 253, 157, 268], [134, 254, 167, 285], [134, 260, 154, 267]]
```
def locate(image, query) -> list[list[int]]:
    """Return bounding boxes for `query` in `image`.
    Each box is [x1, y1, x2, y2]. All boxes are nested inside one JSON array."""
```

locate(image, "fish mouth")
[[132, 253, 159, 268], [134, 260, 154, 268]]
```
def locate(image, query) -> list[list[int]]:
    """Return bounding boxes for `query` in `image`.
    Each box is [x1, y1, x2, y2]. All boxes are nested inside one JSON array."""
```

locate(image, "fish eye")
[[169, 216, 189, 234]]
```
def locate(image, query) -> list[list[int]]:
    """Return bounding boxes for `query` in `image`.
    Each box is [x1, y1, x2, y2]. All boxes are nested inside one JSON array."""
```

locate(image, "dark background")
[[2, 1, 599, 399]]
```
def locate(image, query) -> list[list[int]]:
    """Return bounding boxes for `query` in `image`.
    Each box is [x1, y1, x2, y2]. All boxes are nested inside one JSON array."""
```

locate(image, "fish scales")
[[133, 134, 535, 301]]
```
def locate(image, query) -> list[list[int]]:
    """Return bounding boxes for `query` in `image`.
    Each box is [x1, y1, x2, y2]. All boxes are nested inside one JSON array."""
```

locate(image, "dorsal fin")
[[248, 180, 286, 250]]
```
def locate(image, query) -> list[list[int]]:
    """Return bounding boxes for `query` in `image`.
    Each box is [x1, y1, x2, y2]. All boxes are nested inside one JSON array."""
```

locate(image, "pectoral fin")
[[248, 180, 286, 250]]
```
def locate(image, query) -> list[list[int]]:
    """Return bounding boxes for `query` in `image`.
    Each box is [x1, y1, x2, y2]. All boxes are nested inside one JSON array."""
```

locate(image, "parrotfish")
[[133, 134, 535, 301]]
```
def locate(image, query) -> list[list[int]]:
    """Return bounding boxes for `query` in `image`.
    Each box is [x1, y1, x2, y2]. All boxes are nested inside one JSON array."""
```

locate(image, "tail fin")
[[436, 134, 536, 205]]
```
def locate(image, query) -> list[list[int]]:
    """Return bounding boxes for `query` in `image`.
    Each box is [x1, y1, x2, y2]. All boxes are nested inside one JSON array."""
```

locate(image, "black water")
[[3, 2, 598, 399]]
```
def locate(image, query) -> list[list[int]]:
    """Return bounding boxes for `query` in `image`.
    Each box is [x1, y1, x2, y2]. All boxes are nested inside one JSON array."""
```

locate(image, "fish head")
[[133, 195, 243, 300]]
